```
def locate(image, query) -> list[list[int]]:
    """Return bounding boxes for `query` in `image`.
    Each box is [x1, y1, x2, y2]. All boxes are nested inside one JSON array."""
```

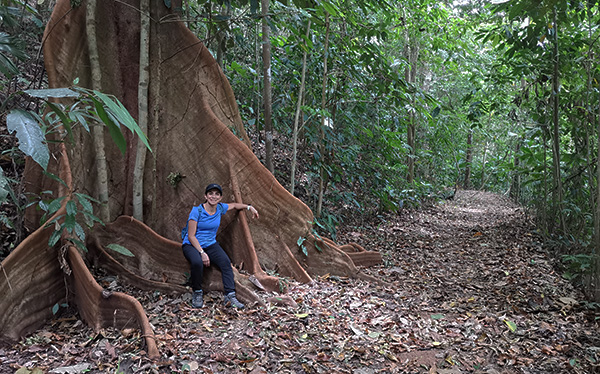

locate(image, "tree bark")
[[261, 0, 273, 173], [509, 140, 521, 200], [463, 129, 473, 189], [551, 8, 565, 232], [290, 20, 311, 196], [404, 37, 419, 184], [316, 12, 330, 218], [133, 0, 150, 221], [86, 0, 110, 222], [4, 0, 381, 350]]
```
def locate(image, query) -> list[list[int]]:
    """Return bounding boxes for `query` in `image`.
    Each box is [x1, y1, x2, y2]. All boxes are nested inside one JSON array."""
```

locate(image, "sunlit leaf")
[[106, 243, 135, 257], [504, 319, 517, 332], [24, 87, 79, 99], [6, 110, 49, 170]]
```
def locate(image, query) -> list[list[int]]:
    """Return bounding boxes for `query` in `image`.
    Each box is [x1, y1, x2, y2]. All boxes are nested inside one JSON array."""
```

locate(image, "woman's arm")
[[226, 202, 259, 219]]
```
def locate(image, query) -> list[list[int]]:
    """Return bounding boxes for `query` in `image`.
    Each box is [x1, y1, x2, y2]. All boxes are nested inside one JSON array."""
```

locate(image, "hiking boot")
[[223, 292, 244, 309], [191, 290, 204, 308]]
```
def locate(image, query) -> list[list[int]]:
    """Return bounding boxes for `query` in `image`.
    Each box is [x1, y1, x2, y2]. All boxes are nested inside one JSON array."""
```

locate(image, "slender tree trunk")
[[261, 0, 273, 173], [253, 21, 261, 139], [509, 140, 521, 200], [133, 0, 150, 221], [594, 72, 600, 301], [551, 8, 565, 233], [215, 3, 230, 69], [316, 12, 330, 218], [480, 141, 487, 189], [290, 20, 311, 196], [86, 0, 110, 222], [404, 39, 419, 184], [463, 129, 473, 189]]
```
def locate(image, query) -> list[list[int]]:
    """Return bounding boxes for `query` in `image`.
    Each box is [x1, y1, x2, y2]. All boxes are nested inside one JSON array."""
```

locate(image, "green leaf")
[[52, 303, 59, 315], [93, 91, 151, 152], [431, 313, 445, 320], [49, 229, 62, 247], [24, 87, 79, 99], [75, 193, 94, 213], [0, 52, 19, 78], [46, 197, 66, 216], [66, 200, 77, 216], [321, 1, 338, 16], [74, 222, 85, 241], [0, 167, 8, 202], [91, 97, 127, 155], [64, 213, 76, 233], [504, 319, 517, 332], [106, 243, 135, 257], [70, 238, 87, 252], [46, 101, 74, 143], [6, 110, 49, 170], [42, 171, 68, 188]]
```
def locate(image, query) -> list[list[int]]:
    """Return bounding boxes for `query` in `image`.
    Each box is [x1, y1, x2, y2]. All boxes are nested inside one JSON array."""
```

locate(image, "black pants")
[[182, 242, 235, 294]]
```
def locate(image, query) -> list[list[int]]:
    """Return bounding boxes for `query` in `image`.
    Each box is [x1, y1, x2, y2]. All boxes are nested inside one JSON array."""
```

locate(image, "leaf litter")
[[1, 190, 598, 373]]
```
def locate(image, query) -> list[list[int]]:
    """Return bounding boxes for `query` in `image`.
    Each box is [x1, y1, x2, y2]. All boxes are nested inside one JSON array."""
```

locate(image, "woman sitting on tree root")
[[181, 183, 259, 308]]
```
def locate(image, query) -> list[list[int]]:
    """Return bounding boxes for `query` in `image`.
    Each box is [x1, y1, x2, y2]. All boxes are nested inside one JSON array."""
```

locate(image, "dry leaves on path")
[[1, 190, 598, 373]]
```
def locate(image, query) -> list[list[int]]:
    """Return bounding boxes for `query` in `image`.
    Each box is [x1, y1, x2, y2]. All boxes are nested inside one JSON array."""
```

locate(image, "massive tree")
[[0, 0, 380, 357], [0, 0, 381, 356]]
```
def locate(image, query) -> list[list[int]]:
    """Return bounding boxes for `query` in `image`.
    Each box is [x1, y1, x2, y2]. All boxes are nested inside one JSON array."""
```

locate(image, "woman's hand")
[[248, 205, 259, 219], [201, 252, 210, 266]]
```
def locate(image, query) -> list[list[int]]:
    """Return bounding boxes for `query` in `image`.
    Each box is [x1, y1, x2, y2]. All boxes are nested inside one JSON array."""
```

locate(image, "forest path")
[[1, 190, 598, 373], [348, 189, 596, 373]]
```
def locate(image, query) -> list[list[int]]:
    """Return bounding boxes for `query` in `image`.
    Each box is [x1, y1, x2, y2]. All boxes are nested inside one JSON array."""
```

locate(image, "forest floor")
[[1, 190, 599, 374]]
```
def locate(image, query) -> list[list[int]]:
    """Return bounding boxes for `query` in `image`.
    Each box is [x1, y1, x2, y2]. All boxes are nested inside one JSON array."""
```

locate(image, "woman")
[[181, 183, 259, 308]]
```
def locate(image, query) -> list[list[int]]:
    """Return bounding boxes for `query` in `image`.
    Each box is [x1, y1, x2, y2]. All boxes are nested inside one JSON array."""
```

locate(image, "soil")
[[1, 190, 598, 373]]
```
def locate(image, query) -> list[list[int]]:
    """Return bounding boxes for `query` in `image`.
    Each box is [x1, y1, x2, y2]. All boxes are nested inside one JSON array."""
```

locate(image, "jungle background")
[[2, 0, 600, 373]]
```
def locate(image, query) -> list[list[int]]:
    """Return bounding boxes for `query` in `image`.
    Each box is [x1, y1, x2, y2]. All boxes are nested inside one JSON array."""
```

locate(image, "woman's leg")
[[203, 242, 235, 294], [182, 244, 204, 291]]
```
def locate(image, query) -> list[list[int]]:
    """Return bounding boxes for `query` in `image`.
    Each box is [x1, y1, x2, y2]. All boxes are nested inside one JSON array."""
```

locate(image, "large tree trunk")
[[1, 0, 380, 352]]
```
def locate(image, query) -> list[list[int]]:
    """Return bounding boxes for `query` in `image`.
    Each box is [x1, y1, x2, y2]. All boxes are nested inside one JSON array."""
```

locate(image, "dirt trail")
[[1, 190, 598, 373]]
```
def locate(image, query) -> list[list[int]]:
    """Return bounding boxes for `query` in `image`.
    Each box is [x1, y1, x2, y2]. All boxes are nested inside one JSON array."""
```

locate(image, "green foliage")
[[8, 85, 152, 166], [562, 253, 594, 282], [3, 84, 150, 253]]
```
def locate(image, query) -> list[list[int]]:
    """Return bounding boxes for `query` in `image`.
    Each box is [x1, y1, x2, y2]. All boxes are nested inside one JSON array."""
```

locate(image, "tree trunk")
[[133, 0, 150, 221], [86, 0, 110, 222], [404, 38, 419, 184], [2, 0, 381, 350], [316, 12, 330, 218], [463, 129, 473, 189], [593, 53, 600, 301], [551, 8, 565, 233], [509, 140, 521, 200], [290, 20, 311, 196], [261, 0, 273, 173], [480, 140, 487, 189]]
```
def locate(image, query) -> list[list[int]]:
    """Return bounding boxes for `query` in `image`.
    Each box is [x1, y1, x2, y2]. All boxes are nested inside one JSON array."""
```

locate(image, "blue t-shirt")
[[182, 202, 229, 247]]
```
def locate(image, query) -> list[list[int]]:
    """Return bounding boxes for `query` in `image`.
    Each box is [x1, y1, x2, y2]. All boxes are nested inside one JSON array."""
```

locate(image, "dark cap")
[[205, 183, 223, 195]]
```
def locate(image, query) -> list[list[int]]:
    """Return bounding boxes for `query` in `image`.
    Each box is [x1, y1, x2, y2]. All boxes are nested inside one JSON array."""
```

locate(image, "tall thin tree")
[[290, 20, 311, 196], [262, 0, 273, 173], [316, 12, 330, 218], [86, 0, 110, 222], [133, 0, 150, 221]]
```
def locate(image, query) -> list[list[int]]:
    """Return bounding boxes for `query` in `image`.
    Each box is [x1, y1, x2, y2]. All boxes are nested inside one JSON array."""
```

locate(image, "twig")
[[1, 263, 13, 293]]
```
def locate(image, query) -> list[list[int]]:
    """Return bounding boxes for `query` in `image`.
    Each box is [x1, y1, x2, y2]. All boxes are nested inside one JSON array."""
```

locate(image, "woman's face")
[[205, 189, 222, 205]]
